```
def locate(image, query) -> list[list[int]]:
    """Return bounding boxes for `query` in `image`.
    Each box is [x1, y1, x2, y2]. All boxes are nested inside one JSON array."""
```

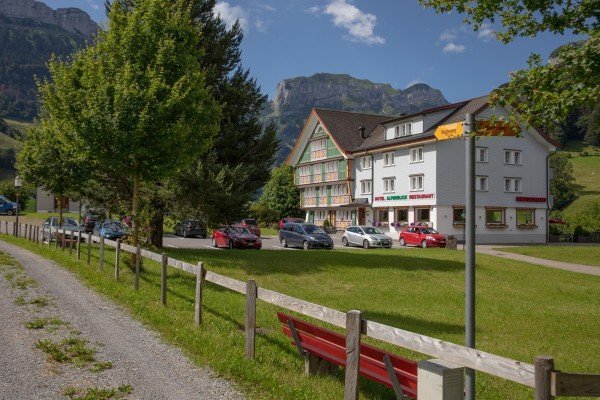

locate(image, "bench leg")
[[305, 354, 339, 376]]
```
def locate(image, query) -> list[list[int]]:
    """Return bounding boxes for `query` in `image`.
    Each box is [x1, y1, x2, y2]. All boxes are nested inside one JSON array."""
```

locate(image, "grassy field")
[[496, 245, 600, 267], [561, 141, 600, 220], [1, 235, 598, 400]]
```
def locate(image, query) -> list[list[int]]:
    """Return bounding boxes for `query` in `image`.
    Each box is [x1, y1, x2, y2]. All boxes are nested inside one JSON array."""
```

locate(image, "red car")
[[399, 226, 447, 248], [212, 226, 262, 249], [278, 217, 305, 230], [234, 218, 261, 237]]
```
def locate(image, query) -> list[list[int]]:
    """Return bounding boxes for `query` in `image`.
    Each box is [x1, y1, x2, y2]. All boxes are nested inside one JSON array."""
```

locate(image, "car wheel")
[[363, 240, 370, 249], [400, 238, 406, 247], [302, 240, 309, 250], [228, 240, 234, 249], [342, 237, 349, 247], [421, 240, 428, 249], [5, 209, 13, 216], [211, 238, 218, 248], [281, 237, 288, 248]]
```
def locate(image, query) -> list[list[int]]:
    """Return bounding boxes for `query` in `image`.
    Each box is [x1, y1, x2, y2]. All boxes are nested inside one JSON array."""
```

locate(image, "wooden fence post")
[[114, 239, 121, 281], [29, 225, 33, 241], [86, 234, 91, 266], [4, 221, 7, 235], [26, 224, 30, 240], [76, 232, 81, 259], [344, 310, 362, 400], [195, 262, 205, 325], [98, 236, 105, 271], [69, 231, 74, 254], [535, 356, 555, 400], [245, 279, 257, 359], [161, 253, 168, 306], [61, 229, 66, 251], [55, 227, 59, 248], [134, 245, 141, 290]]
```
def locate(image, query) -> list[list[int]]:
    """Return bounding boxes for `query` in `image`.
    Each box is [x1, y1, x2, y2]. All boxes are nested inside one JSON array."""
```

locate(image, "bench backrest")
[[277, 313, 418, 399]]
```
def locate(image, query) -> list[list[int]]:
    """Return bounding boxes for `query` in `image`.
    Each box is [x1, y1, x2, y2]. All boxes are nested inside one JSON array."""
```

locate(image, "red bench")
[[277, 312, 418, 399]]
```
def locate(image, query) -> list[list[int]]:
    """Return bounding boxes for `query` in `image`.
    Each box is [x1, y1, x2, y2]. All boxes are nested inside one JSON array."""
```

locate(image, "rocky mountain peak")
[[0, 0, 98, 40]]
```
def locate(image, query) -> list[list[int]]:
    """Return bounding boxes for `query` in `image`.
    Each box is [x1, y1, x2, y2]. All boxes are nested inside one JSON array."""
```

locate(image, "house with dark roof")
[[286, 95, 557, 244]]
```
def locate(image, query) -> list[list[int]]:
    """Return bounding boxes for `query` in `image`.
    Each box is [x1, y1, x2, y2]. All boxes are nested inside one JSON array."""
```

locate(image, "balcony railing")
[[300, 195, 351, 208], [295, 170, 347, 185]]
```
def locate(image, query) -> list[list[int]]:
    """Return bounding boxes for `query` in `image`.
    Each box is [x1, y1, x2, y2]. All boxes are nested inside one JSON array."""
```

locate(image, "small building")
[[36, 187, 81, 213], [286, 95, 558, 244]]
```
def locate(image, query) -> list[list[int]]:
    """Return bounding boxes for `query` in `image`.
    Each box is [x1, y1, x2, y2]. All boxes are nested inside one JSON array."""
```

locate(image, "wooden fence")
[[4, 221, 600, 399]]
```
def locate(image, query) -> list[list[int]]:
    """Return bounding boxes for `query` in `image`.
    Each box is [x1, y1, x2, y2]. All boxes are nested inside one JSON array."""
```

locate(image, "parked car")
[[93, 219, 129, 240], [399, 226, 447, 248], [173, 220, 206, 238], [342, 226, 393, 249], [212, 226, 262, 249], [277, 217, 305, 230], [234, 218, 261, 237], [278, 222, 333, 250], [81, 209, 106, 233], [0, 195, 18, 215], [42, 216, 84, 243]]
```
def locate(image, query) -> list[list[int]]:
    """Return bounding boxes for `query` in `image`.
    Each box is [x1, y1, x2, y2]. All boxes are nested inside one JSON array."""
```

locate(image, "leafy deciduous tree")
[[254, 165, 301, 224], [549, 153, 577, 210]]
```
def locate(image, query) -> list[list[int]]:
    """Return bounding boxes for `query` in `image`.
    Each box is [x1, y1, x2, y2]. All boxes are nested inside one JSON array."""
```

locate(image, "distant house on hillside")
[[36, 188, 81, 213]]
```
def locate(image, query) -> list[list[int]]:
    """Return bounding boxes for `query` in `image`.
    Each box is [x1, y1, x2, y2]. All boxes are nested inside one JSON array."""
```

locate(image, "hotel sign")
[[434, 122, 463, 141], [516, 196, 546, 203], [375, 193, 435, 201], [434, 120, 516, 141]]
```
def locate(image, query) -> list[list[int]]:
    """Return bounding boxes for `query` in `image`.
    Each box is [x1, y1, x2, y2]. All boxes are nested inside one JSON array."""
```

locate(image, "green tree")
[[256, 165, 301, 222], [44, 0, 219, 249], [0, 178, 34, 210], [420, 0, 599, 130], [549, 153, 577, 210]]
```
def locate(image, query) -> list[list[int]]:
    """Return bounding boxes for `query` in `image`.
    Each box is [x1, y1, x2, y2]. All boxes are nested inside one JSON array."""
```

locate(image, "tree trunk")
[[58, 194, 63, 226], [132, 175, 140, 248], [150, 208, 164, 248]]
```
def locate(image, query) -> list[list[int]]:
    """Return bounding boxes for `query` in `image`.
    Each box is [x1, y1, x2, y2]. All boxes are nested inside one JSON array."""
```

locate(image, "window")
[[516, 209, 535, 227], [486, 208, 506, 226], [377, 209, 389, 223], [337, 210, 351, 221], [384, 152, 395, 166], [476, 176, 488, 191], [311, 138, 326, 152], [332, 184, 348, 196], [306, 187, 315, 198], [476, 147, 488, 163], [383, 177, 395, 193], [504, 150, 522, 165], [298, 165, 310, 176], [395, 208, 408, 223], [325, 161, 338, 173], [415, 208, 430, 222], [410, 146, 424, 163], [410, 175, 424, 191], [361, 180, 372, 194], [361, 156, 372, 170], [394, 125, 400, 138], [393, 123, 412, 138], [504, 178, 522, 193], [453, 207, 465, 225], [316, 210, 326, 220]]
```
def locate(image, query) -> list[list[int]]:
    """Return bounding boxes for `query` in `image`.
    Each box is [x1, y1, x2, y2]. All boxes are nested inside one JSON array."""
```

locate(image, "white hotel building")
[[286, 96, 558, 244]]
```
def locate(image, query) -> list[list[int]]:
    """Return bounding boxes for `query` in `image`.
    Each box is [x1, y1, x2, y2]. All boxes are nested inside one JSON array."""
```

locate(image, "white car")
[[342, 225, 393, 249], [42, 217, 82, 243]]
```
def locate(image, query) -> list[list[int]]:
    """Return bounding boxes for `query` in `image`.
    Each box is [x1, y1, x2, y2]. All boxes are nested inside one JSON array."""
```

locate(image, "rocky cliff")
[[263, 73, 448, 162], [0, 0, 97, 40]]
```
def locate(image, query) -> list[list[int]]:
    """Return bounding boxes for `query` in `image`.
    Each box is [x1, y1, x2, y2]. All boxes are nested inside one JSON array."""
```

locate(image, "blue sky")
[[41, 0, 582, 103]]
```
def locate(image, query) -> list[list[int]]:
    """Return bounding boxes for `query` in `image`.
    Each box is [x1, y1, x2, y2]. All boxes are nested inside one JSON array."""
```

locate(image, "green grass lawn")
[[560, 142, 600, 220], [1, 235, 598, 400], [495, 245, 600, 267]]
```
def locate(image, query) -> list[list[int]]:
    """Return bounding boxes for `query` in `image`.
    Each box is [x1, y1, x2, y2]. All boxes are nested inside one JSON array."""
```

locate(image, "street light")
[[14, 175, 21, 237]]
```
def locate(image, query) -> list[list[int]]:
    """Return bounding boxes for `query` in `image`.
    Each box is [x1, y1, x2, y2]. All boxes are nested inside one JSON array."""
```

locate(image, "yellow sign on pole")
[[434, 122, 464, 140]]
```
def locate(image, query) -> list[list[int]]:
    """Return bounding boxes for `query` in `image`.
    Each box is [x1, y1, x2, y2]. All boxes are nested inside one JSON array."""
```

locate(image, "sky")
[[41, 0, 582, 103]]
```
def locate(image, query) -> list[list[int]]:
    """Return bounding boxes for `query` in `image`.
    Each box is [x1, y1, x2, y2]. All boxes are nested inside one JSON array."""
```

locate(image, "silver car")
[[342, 225, 393, 249]]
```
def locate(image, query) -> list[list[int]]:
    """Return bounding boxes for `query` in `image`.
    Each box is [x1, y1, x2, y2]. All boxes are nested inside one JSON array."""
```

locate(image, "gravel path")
[[0, 240, 244, 400]]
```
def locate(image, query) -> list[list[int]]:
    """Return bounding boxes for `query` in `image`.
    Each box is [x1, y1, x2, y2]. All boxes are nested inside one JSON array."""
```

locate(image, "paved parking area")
[[163, 233, 413, 251]]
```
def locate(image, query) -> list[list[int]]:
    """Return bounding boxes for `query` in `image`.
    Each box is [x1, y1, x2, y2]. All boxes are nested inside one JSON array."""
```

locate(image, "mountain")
[[0, 0, 98, 121], [263, 73, 449, 162]]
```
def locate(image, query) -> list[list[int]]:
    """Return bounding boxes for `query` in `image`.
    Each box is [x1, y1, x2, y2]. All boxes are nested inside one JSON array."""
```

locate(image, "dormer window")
[[394, 122, 411, 138]]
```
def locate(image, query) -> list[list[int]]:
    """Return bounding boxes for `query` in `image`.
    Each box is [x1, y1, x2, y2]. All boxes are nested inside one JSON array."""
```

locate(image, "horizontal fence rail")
[[3, 221, 599, 399]]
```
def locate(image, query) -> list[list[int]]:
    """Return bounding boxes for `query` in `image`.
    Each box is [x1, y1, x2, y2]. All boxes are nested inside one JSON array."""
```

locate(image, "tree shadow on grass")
[[362, 310, 464, 337]]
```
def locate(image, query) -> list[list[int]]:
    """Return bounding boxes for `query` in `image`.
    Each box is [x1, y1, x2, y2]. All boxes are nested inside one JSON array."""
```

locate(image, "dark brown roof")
[[314, 108, 395, 152]]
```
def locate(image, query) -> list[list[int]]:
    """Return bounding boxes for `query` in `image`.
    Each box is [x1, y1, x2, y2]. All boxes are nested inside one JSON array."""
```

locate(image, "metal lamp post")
[[14, 175, 21, 237]]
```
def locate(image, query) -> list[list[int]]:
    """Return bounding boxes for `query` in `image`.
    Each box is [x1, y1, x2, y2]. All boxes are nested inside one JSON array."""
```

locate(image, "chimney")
[[359, 126, 366, 139]]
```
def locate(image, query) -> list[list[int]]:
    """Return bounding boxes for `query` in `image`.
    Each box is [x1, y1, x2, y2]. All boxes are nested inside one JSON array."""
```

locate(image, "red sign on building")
[[516, 196, 546, 203]]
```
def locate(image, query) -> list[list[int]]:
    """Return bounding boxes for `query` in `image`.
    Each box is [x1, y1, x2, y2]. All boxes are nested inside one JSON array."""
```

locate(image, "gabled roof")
[[313, 108, 395, 152]]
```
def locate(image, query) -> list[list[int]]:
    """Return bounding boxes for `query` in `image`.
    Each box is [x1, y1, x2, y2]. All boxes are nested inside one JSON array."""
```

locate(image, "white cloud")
[[306, 6, 321, 15], [477, 23, 495, 41], [442, 42, 466, 53], [439, 30, 456, 41], [322, 0, 385, 45], [255, 19, 267, 33], [257, 3, 276, 12], [85, 0, 99, 10], [406, 78, 424, 88], [214, 2, 249, 31]]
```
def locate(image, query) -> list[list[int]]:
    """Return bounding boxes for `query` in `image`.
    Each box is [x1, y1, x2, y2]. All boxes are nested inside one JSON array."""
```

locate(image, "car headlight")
[[309, 236, 316, 241], [369, 236, 379, 241], [426, 236, 435, 240]]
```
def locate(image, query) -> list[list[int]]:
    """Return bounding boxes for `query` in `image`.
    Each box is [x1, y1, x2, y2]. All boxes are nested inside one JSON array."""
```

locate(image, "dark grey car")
[[174, 220, 207, 238], [278, 223, 333, 250]]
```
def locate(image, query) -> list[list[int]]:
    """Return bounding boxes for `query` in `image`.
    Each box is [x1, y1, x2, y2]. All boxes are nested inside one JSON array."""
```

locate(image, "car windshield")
[[232, 227, 250, 234], [63, 218, 79, 227], [303, 225, 325, 234], [363, 227, 383, 235], [243, 219, 257, 225], [104, 221, 125, 231], [421, 228, 439, 234]]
